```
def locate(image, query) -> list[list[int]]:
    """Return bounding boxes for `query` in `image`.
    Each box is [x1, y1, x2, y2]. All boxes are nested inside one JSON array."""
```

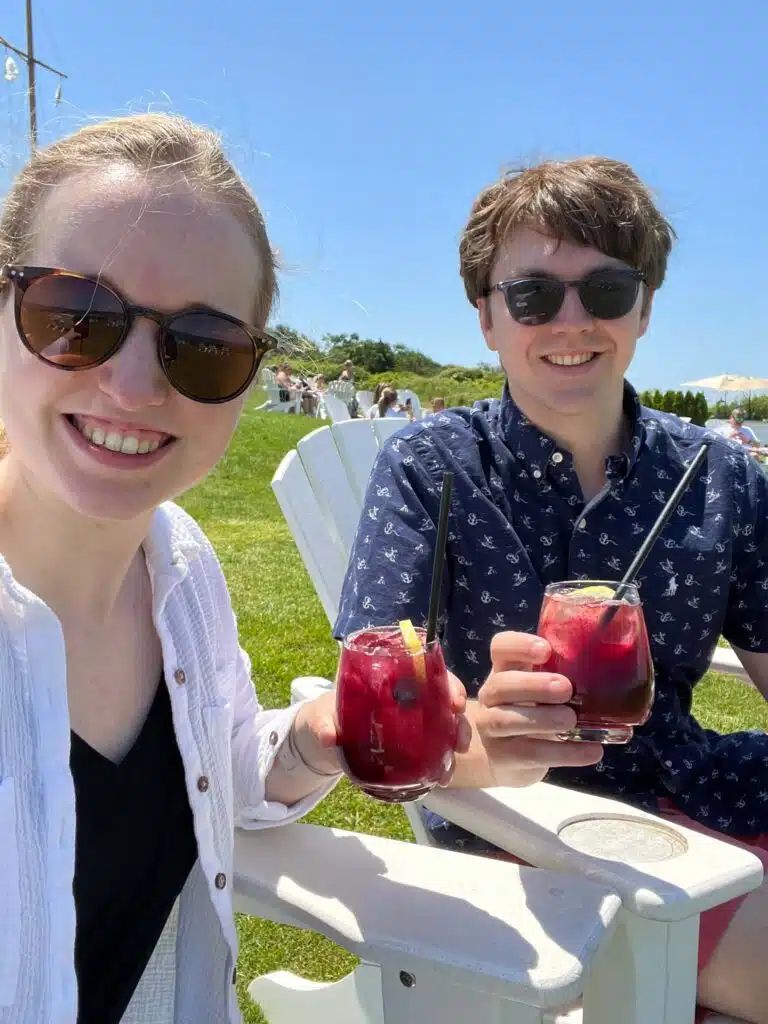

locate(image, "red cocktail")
[[336, 625, 457, 802], [537, 580, 654, 744]]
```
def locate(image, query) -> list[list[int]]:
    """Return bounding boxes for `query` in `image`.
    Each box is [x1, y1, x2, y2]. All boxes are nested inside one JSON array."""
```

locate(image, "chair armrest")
[[233, 822, 621, 1010], [424, 784, 763, 922], [709, 644, 752, 681]]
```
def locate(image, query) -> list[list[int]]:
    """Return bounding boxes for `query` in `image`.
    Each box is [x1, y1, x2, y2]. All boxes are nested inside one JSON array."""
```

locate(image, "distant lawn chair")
[[355, 389, 375, 417], [263, 416, 759, 1024], [257, 368, 302, 414], [317, 392, 352, 423]]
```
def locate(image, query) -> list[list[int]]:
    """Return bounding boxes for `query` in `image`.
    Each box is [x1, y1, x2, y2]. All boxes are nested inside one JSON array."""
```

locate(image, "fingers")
[[478, 701, 577, 738], [483, 735, 604, 772], [454, 712, 472, 754], [447, 671, 468, 713], [490, 630, 551, 672], [479, 669, 572, 708]]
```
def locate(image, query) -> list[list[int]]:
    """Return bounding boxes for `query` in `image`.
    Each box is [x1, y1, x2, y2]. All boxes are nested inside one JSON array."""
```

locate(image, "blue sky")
[[1, 0, 765, 392]]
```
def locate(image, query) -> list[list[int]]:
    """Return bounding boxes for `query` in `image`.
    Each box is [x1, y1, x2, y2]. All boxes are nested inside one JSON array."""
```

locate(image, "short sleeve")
[[722, 453, 768, 652], [333, 433, 448, 640]]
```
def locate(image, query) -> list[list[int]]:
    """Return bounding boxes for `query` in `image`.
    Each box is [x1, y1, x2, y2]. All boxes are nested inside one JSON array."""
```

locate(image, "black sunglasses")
[[486, 268, 646, 327], [0, 265, 278, 404]]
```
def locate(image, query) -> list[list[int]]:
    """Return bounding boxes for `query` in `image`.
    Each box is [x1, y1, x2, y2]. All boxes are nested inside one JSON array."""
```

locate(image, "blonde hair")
[[0, 112, 278, 325], [459, 156, 675, 309], [0, 113, 280, 458], [378, 387, 398, 419]]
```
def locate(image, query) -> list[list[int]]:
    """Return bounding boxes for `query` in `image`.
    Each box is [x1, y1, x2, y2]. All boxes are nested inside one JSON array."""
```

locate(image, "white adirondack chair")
[[257, 368, 302, 414], [317, 392, 352, 423], [355, 389, 375, 416], [262, 417, 760, 1024]]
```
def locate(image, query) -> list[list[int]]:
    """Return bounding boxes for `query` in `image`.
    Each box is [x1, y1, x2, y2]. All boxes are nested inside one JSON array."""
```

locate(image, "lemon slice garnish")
[[578, 585, 617, 600], [399, 618, 427, 682]]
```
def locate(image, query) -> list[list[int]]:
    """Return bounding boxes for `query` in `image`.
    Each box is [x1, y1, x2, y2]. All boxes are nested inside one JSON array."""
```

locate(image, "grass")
[[177, 405, 768, 1021]]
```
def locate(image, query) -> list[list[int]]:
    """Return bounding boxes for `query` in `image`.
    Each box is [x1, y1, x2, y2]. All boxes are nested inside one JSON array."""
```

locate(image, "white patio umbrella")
[[683, 374, 768, 392]]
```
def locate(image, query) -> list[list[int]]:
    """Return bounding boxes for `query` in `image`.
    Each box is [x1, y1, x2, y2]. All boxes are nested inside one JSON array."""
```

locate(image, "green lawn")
[[177, 405, 768, 1022]]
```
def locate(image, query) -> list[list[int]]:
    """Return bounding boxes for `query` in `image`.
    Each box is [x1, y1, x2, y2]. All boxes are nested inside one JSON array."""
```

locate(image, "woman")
[[0, 113, 467, 1022], [366, 381, 391, 419], [377, 386, 407, 419]]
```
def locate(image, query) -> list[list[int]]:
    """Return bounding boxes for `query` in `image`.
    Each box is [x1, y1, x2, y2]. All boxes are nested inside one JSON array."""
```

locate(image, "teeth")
[[547, 353, 595, 366], [71, 418, 164, 456]]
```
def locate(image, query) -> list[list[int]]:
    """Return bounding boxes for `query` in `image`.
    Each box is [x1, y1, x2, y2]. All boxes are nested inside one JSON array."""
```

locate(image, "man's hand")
[[450, 631, 603, 789]]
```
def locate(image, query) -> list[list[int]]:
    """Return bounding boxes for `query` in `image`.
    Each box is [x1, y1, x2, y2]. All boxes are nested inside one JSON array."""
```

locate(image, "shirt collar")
[[498, 379, 646, 481]]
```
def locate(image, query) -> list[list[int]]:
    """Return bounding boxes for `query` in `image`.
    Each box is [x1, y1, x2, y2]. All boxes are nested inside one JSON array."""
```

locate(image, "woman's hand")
[[292, 678, 471, 784]]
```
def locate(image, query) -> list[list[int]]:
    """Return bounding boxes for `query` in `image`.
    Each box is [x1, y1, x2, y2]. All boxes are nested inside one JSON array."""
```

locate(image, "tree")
[[662, 390, 679, 414], [692, 392, 709, 426]]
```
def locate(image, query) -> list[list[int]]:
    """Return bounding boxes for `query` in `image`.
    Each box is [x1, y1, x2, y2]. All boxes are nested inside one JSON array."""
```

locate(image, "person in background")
[[425, 396, 446, 418], [335, 155, 768, 1023], [377, 386, 407, 419], [367, 381, 392, 419], [729, 408, 761, 449], [338, 359, 355, 382], [404, 397, 415, 421], [275, 362, 297, 407]]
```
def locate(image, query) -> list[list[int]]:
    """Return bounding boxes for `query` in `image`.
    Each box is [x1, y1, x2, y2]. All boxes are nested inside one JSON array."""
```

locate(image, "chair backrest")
[[320, 393, 352, 423], [355, 390, 375, 416], [328, 380, 357, 403], [271, 418, 404, 624]]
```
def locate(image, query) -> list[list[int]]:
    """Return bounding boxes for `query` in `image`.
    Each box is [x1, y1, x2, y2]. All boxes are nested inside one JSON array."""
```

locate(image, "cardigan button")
[[174, 668, 186, 685], [215, 872, 227, 890], [197, 776, 210, 793]]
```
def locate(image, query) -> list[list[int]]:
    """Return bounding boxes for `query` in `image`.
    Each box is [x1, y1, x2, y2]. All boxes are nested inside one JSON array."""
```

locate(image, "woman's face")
[[0, 166, 264, 523]]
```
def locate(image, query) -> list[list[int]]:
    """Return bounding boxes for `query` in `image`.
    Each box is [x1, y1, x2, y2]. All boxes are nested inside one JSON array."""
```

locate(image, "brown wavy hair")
[[459, 156, 675, 309]]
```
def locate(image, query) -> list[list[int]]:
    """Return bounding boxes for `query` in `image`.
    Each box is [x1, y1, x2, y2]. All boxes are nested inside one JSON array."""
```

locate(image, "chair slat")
[[373, 417, 406, 445], [297, 427, 362, 555], [331, 420, 381, 504], [271, 450, 348, 624]]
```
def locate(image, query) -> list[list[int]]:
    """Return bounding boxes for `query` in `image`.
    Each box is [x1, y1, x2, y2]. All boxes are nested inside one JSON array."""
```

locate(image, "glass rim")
[[543, 579, 640, 604], [342, 624, 440, 653]]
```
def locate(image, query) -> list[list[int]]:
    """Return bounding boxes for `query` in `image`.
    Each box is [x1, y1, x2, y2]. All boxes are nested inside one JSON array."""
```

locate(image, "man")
[[335, 157, 768, 1022], [729, 408, 762, 452]]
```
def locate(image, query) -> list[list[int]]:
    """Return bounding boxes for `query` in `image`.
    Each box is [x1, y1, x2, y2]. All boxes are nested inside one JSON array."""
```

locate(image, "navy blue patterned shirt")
[[334, 384, 768, 840]]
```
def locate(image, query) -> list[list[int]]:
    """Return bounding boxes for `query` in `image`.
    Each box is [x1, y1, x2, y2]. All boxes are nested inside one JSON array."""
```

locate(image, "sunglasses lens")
[[162, 312, 258, 402], [581, 271, 640, 320], [503, 279, 564, 325], [19, 274, 125, 366]]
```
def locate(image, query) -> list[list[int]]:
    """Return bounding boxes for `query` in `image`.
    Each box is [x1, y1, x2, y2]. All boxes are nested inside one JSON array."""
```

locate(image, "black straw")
[[425, 472, 454, 643], [600, 441, 710, 626]]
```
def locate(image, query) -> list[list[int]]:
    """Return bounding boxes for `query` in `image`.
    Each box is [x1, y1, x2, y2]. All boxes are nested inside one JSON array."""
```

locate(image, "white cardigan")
[[0, 501, 336, 1023]]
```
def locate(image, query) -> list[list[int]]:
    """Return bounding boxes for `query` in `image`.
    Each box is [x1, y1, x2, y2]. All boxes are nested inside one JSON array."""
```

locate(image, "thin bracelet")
[[284, 719, 343, 777]]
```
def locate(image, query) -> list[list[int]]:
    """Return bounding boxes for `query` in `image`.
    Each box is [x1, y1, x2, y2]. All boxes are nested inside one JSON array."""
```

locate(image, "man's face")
[[478, 227, 652, 424]]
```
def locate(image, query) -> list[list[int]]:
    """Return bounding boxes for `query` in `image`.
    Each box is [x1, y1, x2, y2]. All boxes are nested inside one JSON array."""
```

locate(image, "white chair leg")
[[248, 963, 384, 1024]]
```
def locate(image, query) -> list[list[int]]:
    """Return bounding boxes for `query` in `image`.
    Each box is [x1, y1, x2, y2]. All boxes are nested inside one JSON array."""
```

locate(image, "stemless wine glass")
[[537, 580, 655, 744], [336, 625, 457, 802]]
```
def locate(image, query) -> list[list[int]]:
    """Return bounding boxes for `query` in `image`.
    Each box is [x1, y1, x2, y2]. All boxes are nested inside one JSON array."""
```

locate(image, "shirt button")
[[215, 872, 227, 890], [268, 730, 279, 746], [665, 760, 673, 768], [578, 519, 587, 530], [532, 469, 542, 480], [552, 452, 564, 464], [174, 668, 186, 685], [197, 776, 210, 792]]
